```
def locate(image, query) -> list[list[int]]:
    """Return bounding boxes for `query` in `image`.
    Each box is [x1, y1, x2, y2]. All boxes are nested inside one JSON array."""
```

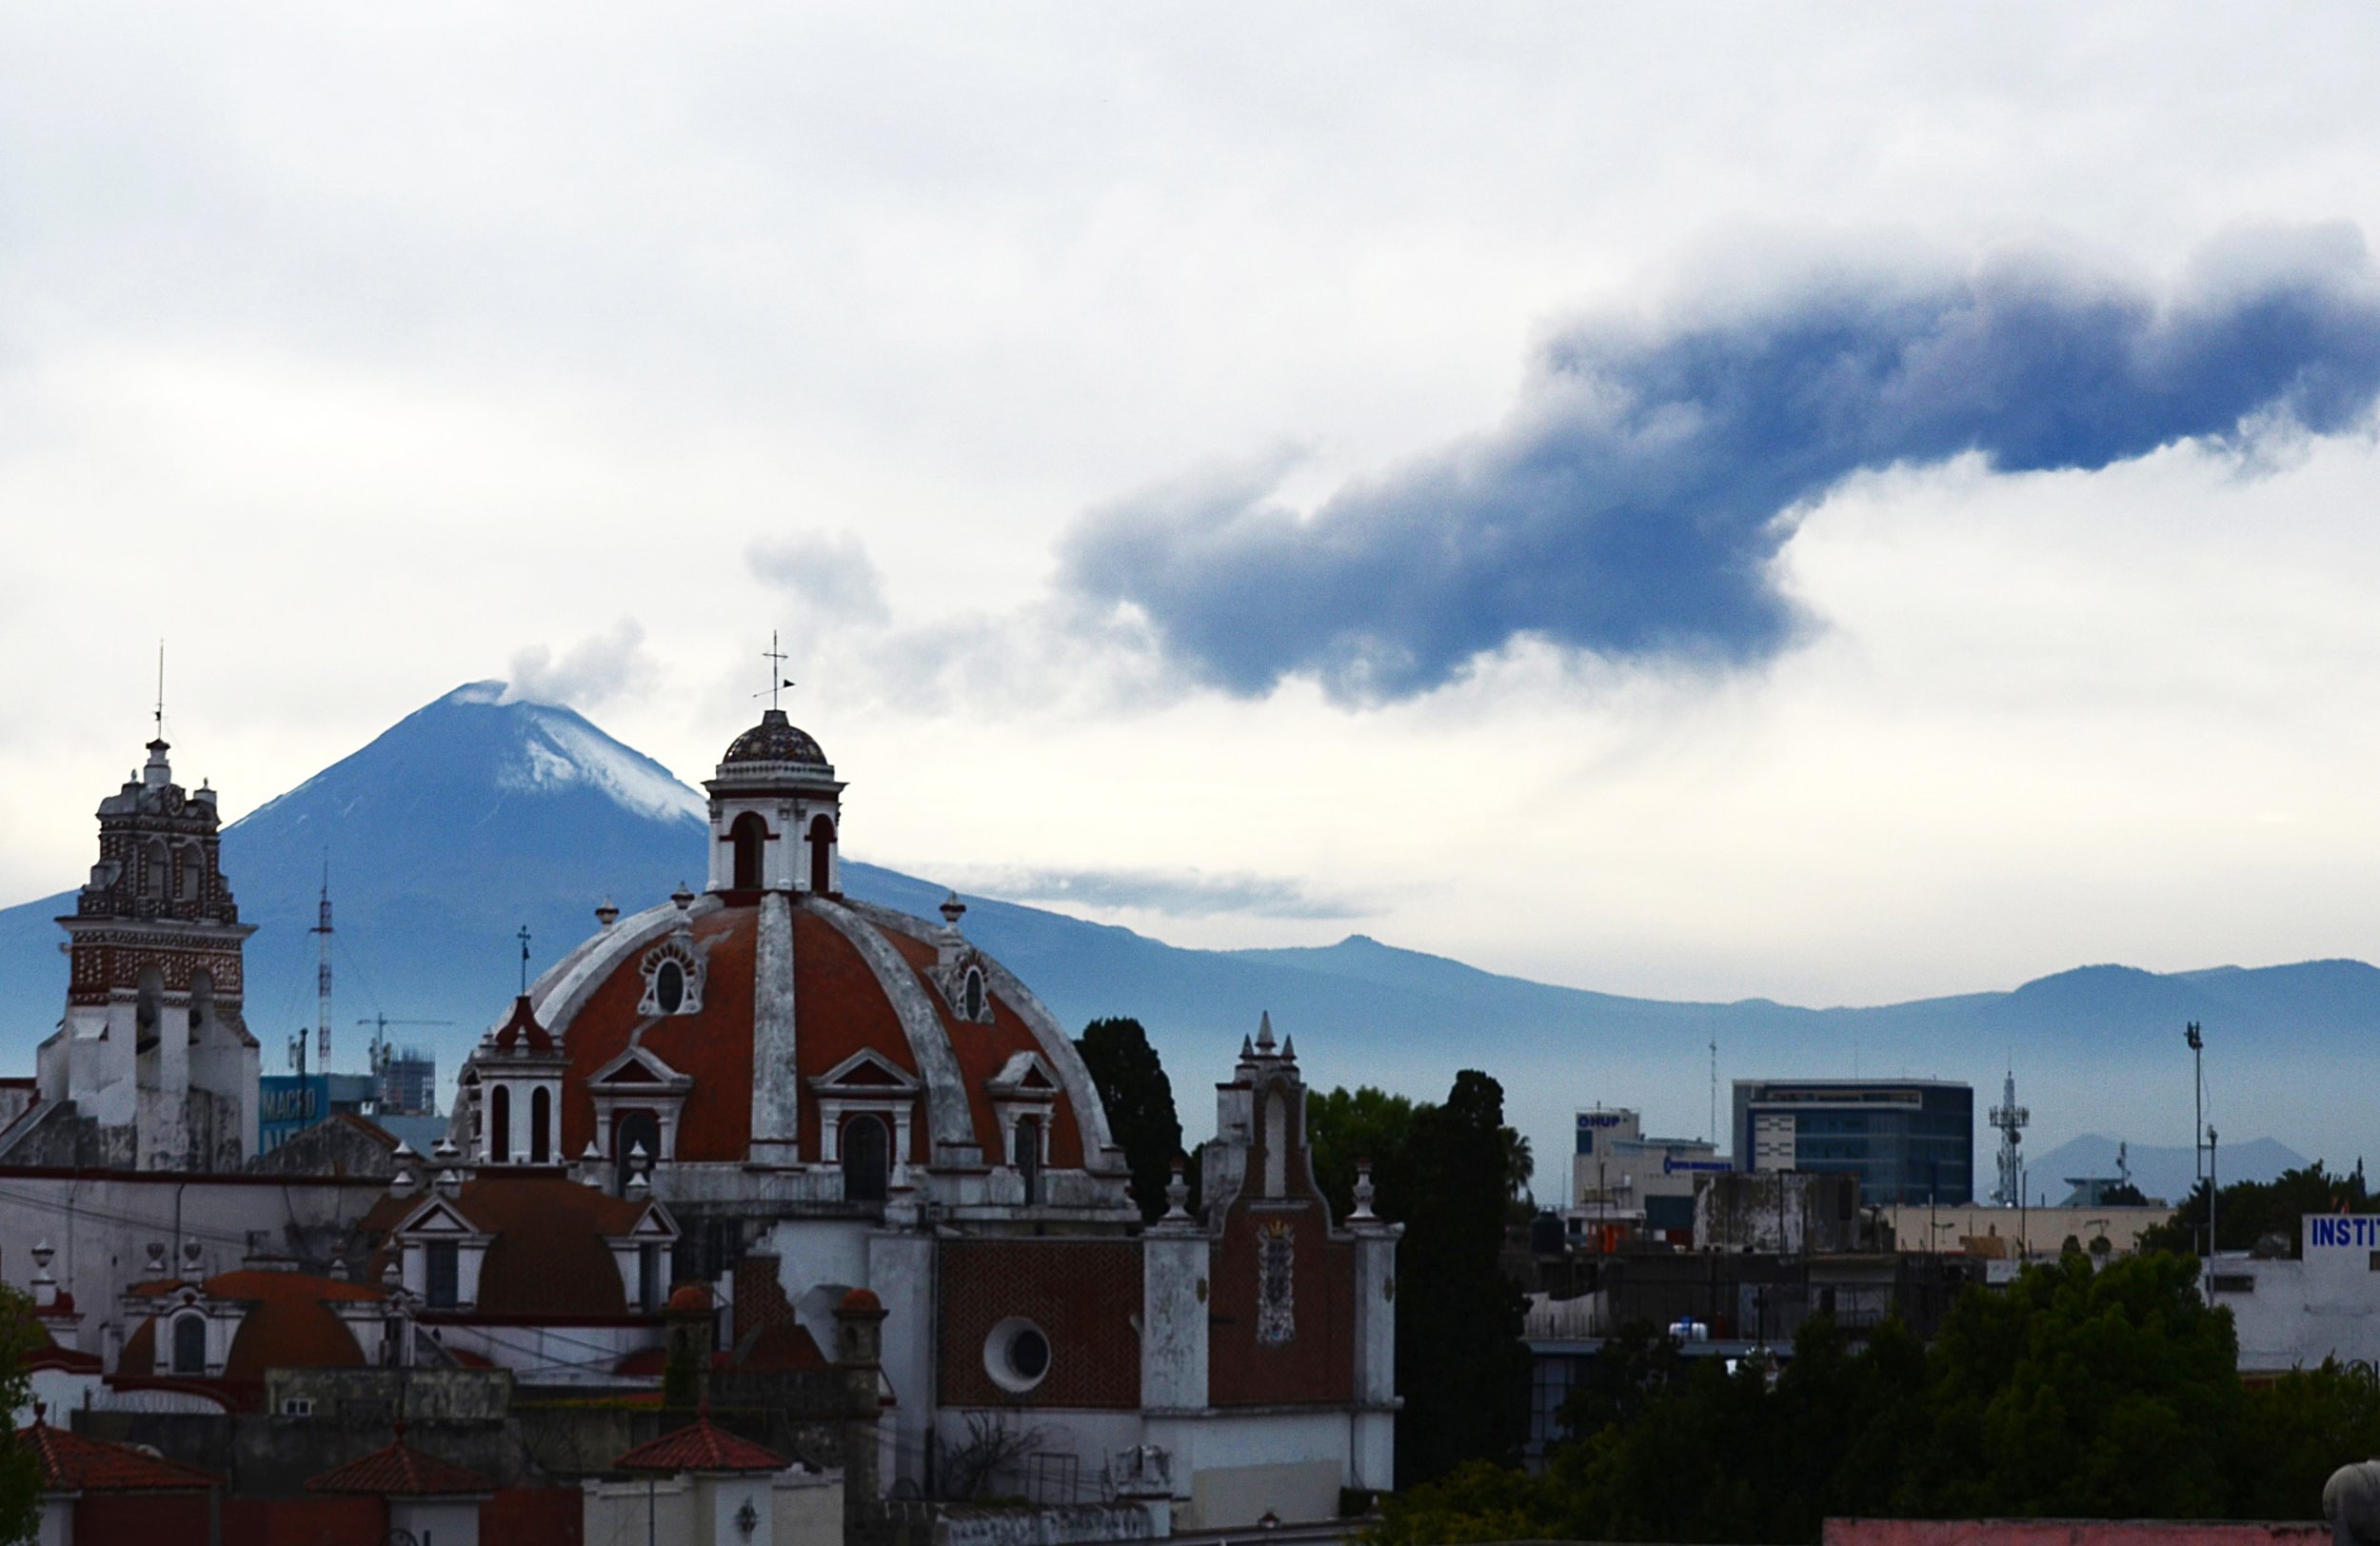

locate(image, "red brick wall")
[[484, 1487, 585, 1546], [1206, 1195, 1356, 1407], [221, 1495, 385, 1546], [939, 1239, 1141, 1409], [73, 1493, 214, 1544]]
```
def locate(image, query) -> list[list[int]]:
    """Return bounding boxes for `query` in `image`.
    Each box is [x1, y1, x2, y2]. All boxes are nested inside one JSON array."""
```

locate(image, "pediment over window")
[[589, 1044, 691, 1090], [391, 1198, 486, 1239], [810, 1049, 922, 1095], [987, 1051, 1061, 1101]]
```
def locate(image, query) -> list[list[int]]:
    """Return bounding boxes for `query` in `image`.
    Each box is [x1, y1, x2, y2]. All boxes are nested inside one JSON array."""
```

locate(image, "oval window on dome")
[[963, 968, 985, 1022], [655, 961, 684, 1015]]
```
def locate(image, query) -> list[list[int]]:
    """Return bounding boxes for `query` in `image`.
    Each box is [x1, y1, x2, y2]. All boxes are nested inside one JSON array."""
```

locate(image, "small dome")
[[839, 1287, 883, 1313], [721, 709, 827, 768], [666, 1283, 713, 1313]]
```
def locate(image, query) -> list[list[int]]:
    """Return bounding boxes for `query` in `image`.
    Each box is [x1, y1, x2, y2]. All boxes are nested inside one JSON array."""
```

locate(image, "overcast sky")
[[10, 6, 2380, 1012]]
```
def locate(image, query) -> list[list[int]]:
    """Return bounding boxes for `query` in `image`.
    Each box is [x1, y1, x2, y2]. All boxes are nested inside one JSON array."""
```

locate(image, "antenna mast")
[[1989, 1066, 2029, 1207], [1708, 1038, 1718, 1143], [310, 856, 333, 1066]]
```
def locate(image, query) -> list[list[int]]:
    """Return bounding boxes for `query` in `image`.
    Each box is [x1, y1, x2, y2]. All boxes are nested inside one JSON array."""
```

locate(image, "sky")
[[10, 6, 2380, 1015]]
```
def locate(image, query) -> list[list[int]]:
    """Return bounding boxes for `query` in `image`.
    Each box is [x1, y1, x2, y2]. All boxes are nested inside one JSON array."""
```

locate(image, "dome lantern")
[[704, 709, 846, 897]]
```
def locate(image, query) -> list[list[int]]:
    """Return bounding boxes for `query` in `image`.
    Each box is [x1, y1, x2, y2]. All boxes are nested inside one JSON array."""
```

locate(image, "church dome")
[[721, 709, 827, 769]]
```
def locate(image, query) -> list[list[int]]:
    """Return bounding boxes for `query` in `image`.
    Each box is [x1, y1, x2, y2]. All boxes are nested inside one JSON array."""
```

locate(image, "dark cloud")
[[1061, 227, 2380, 702], [957, 865, 1363, 921]]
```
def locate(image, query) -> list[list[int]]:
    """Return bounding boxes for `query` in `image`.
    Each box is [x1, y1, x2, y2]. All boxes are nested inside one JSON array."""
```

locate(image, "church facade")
[[434, 707, 1400, 1523]]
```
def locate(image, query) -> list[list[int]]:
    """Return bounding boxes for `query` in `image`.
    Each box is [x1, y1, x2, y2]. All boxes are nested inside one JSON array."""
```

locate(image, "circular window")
[[983, 1318, 1051, 1394], [655, 961, 684, 1015]]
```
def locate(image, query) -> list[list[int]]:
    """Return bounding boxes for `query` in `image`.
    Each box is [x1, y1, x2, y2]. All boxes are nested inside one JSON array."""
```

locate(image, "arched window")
[[615, 1111, 660, 1193], [490, 1084, 512, 1164], [654, 960, 685, 1015], [143, 840, 169, 900], [731, 813, 767, 890], [1263, 1090, 1288, 1198], [188, 970, 214, 1045], [172, 1314, 206, 1375], [843, 1115, 889, 1204], [808, 815, 836, 895], [963, 968, 985, 1022], [176, 845, 201, 902], [1014, 1117, 1042, 1206], [135, 968, 164, 1058], [530, 1086, 552, 1164]]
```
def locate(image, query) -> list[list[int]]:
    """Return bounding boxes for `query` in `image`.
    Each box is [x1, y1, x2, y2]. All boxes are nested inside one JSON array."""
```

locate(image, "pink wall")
[[1828, 1520, 2327, 1546]]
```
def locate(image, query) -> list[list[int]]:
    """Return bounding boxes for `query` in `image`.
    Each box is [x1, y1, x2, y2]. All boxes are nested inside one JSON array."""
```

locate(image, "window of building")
[[639, 1244, 663, 1311], [171, 1314, 206, 1375], [426, 1240, 459, 1309], [616, 1110, 660, 1194], [279, 1397, 314, 1418], [530, 1086, 552, 1164], [843, 1115, 889, 1203], [730, 813, 767, 890], [655, 960, 684, 1015], [808, 815, 835, 893], [963, 967, 985, 1022], [984, 1318, 1051, 1394], [1014, 1117, 1041, 1206], [489, 1085, 511, 1163]]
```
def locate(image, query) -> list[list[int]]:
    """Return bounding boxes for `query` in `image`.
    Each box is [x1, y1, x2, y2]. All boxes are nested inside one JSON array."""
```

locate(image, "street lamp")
[[2185, 1022, 2206, 1257]]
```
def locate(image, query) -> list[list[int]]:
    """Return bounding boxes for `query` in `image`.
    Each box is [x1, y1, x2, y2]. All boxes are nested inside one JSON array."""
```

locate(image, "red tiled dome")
[[666, 1283, 712, 1313], [839, 1287, 883, 1313], [539, 894, 1103, 1174]]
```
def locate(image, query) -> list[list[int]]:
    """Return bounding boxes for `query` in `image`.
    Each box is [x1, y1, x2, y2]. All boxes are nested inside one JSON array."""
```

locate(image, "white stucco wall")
[[2215, 1214, 2380, 1372]]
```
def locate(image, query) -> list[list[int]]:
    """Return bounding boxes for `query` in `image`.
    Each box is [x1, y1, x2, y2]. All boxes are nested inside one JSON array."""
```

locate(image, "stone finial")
[[940, 891, 967, 928], [383, 1259, 402, 1293], [1255, 1012, 1276, 1053], [434, 1168, 461, 1197], [1240, 1035, 1255, 1060], [391, 1163, 419, 1199], [1280, 1034, 1297, 1063], [30, 1240, 51, 1273], [391, 1140, 417, 1160], [431, 1137, 459, 1162], [328, 1256, 347, 1281], [1352, 1159, 1378, 1220], [596, 896, 621, 929], [1163, 1160, 1192, 1221], [671, 882, 695, 912], [180, 1239, 203, 1273], [146, 1241, 169, 1276]]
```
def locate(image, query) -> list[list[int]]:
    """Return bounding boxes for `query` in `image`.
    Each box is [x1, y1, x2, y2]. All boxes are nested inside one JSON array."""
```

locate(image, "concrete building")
[[1734, 1078, 1974, 1205], [1878, 1199, 2172, 1275], [2209, 1213, 2380, 1374], [1567, 1107, 1724, 1243]]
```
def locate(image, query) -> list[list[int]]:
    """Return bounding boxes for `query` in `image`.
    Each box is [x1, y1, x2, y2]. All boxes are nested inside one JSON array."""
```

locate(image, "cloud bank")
[[1061, 227, 2380, 703], [947, 864, 1363, 921]]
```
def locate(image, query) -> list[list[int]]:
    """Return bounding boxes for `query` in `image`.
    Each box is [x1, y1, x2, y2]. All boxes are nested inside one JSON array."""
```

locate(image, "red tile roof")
[[307, 1422, 493, 1496], [19, 1407, 217, 1493], [613, 1404, 787, 1475], [119, 1271, 373, 1395]]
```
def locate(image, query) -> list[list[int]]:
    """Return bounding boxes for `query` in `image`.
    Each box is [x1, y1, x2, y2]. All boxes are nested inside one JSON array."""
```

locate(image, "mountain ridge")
[[0, 683, 2366, 1177]]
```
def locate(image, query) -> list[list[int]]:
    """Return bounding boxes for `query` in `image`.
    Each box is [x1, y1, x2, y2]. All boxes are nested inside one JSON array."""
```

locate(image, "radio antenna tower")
[[310, 856, 333, 1066], [1989, 1065, 2030, 1207]]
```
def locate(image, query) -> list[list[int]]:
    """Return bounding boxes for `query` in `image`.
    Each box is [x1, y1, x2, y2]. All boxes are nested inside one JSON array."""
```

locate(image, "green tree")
[[1304, 1086, 1418, 1221], [1074, 1018, 1183, 1223], [1394, 1070, 1532, 1487], [0, 1288, 44, 1544], [2142, 1161, 2372, 1257]]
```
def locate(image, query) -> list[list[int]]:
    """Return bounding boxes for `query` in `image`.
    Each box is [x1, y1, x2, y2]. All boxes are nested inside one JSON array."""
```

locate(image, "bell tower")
[[704, 709, 845, 898], [33, 727, 260, 1170]]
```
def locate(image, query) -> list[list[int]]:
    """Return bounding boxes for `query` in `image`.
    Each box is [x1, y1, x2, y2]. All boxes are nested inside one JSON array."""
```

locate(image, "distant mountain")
[[2018, 1134, 2311, 1208], [2, 683, 2371, 1179]]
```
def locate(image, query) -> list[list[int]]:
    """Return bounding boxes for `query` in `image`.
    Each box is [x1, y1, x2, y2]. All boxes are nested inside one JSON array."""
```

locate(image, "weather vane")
[[757, 629, 795, 709]]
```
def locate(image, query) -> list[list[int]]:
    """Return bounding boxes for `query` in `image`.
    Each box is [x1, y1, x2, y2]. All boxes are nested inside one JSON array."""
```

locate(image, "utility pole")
[[2209, 1126, 2220, 1259], [2185, 1022, 2206, 1256]]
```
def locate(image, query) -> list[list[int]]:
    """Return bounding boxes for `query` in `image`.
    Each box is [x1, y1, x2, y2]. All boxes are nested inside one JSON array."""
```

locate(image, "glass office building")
[[1731, 1079, 1973, 1205]]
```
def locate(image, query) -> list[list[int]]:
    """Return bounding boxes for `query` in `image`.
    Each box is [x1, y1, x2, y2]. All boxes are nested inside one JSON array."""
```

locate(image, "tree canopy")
[[1378, 1251, 2380, 1544], [2142, 1160, 2371, 1257], [1074, 1017, 1184, 1223]]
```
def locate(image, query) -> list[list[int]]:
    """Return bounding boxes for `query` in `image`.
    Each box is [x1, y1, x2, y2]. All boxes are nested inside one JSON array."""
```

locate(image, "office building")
[[1569, 1106, 1726, 1241], [1732, 1078, 1973, 1205]]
